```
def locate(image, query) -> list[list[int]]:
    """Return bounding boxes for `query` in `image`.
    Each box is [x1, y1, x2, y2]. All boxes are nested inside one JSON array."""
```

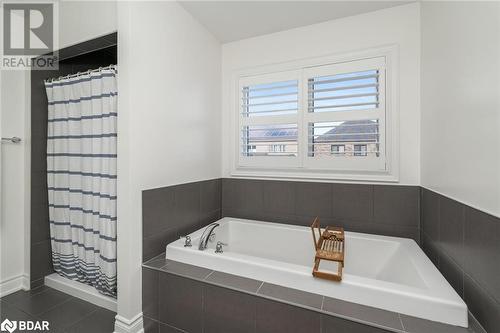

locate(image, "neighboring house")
[[243, 120, 378, 157], [313, 119, 379, 157], [244, 126, 298, 156]]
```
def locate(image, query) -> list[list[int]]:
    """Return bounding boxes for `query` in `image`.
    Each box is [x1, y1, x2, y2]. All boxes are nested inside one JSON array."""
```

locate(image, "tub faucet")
[[198, 222, 219, 250]]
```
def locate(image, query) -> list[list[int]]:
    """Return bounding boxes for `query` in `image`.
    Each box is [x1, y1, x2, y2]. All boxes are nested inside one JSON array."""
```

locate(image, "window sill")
[[230, 168, 399, 183]]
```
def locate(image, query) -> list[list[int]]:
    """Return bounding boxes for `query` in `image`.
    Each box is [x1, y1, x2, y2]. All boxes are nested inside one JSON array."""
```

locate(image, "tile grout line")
[[255, 281, 265, 294], [398, 313, 406, 332]]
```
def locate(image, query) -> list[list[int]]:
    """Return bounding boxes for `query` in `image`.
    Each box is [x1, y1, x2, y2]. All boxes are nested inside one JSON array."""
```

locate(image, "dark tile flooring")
[[0, 286, 116, 333]]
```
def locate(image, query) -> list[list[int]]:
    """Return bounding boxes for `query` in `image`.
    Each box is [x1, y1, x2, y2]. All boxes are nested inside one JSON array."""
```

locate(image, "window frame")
[[229, 45, 399, 182]]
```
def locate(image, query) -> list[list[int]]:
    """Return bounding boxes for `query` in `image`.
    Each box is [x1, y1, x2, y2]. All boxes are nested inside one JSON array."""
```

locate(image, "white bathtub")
[[165, 217, 468, 327]]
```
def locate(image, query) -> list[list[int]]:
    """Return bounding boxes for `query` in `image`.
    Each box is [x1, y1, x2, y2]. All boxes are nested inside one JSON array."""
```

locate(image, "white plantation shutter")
[[303, 57, 387, 171], [239, 71, 301, 167], [237, 56, 388, 173]]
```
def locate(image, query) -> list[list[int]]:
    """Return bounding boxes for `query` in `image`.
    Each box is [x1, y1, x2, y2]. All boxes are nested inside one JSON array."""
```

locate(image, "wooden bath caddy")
[[310, 217, 345, 282]]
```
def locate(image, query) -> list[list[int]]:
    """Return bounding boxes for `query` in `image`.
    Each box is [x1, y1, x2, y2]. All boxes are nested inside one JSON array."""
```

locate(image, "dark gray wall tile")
[[204, 284, 256, 333], [464, 207, 500, 304], [332, 183, 373, 224], [422, 189, 440, 241], [158, 273, 203, 333], [258, 283, 323, 310], [142, 269, 159, 320], [464, 275, 500, 333], [226, 179, 264, 214], [142, 187, 175, 238], [262, 180, 296, 215], [322, 297, 403, 331], [373, 185, 419, 227], [174, 182, 201, 229], [158, 322, 183, 333], [256, 298, 320, 333], [162, 260, 212, 280], [143, 227, 177, 262], [400, 314, 469, 333], [295, 182, 332, 218], [30, 240, 53, 282], [439, 196, 465, 268], [205, 271, 262, 293], [200, 179, 221, 215], [143, 316, 159, 333], [422, 233, 440, 267], [321, 314, 389, 333], [439, 252, 464, 298]]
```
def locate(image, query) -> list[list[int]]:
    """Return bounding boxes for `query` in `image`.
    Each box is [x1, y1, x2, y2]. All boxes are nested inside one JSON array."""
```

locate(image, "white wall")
[[421, 2, 500, 217], [0, 70, 30, 296], [116, 1, 221, 330], [59, 0, 117, 49], [221, 3, 421, 185]]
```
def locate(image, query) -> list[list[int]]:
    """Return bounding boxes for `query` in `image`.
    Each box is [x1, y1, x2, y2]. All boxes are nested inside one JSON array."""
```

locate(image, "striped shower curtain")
[[45, 67, 117, 297]]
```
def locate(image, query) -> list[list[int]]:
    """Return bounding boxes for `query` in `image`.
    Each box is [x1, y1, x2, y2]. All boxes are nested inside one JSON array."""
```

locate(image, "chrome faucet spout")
[[198, 222, 219, 250]]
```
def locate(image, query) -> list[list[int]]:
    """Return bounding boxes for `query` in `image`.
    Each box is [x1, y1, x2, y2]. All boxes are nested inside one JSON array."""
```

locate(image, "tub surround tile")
[[321, 314, 390, 333], [205, 271, 262, 293], [143, 179, 222, 261], [464, 274, 500, 333], [373, 185, 419, 227], [158, 273, 203, 333], [158, 322, 185, 333], [332, 183, 373, 224], [463, 207, 500, 304], [400, 315, 469, 333], [421, 188, 500, 333], [322, 297, 404, 331], [144, 253, 168, 269], [256, 297, 321, 333], [439, 196, 465, 268], [143, 316, 160, 333], [439, 251, 464, 298], [204, 284, 256, 333], [200, 179, 222, 215], [162, 260, 212, 280], [143, 268, 159, 320], [295, 182, 333, 218], [422, 189, 440, 241], [262, 180, 296, 215], [142, 186, 176, 238], [258, 282, 323, 310]]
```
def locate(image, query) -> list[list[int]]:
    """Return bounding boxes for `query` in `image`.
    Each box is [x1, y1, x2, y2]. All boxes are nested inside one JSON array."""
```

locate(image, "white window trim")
[[228, 45, 400, 183]]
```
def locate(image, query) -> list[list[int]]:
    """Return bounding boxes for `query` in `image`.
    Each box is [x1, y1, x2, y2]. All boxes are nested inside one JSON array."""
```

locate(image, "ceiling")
[[179, 1, 412, 43]]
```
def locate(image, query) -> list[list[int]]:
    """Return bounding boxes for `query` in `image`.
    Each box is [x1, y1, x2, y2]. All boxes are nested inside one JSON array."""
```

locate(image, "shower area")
[[30, 33, 118, 310]]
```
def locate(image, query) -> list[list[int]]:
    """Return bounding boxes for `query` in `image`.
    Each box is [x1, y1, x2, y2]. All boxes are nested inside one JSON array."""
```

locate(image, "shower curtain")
[[45, 67, 117, 297]]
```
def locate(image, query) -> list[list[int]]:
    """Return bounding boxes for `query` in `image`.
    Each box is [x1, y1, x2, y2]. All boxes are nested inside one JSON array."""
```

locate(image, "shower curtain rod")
[[44, 64, 117, 83]]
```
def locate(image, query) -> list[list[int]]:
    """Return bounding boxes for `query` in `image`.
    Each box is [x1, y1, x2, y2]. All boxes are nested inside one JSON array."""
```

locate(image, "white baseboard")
[[114, 312, 144, 333], [44, 273, 117, 312], [0, 274, 29, 297]]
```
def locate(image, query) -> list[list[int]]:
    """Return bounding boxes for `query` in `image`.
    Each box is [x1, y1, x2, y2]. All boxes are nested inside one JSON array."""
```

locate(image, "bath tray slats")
[[310, 217, 345, 282]]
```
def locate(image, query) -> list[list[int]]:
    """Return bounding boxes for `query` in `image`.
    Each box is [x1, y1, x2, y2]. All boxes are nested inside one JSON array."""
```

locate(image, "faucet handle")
[[181, 235, 192, 247], [215, 241, 227, 253]]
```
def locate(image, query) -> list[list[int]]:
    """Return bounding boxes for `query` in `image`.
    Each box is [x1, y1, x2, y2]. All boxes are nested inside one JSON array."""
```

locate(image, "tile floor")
[[0, 286, 116, 333]]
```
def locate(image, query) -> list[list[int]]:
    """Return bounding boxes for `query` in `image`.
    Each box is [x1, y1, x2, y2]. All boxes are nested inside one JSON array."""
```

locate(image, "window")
[[331, 144, 345, 156], [235, 54, 392, 178], [354, 144, 367, 156]]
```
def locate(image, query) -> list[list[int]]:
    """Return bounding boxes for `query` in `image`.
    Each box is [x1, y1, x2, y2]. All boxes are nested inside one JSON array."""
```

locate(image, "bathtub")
[[165, 217, 468, 327]]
